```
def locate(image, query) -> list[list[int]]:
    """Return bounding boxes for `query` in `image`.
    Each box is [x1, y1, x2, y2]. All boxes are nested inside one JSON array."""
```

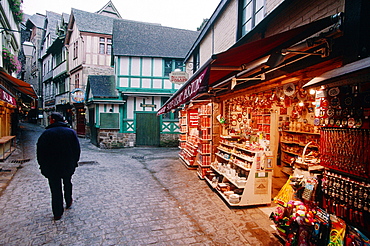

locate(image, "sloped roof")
[[87, 75, 118, 98], [71, 8, 117, 35], [112, 19, 199, 58], [96, 0, 122, 19], [46, 11, 62, 41], [26, 13, 46, 29]]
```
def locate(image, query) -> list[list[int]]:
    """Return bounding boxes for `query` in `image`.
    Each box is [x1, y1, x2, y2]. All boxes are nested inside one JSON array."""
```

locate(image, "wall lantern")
[[22, 41, 35, 57]]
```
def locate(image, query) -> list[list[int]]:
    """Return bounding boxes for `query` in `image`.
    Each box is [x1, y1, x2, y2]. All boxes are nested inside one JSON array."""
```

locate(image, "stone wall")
[[97, 129, 179, 148], [98, 129, 135, 148], [160, 133, 179, 147]]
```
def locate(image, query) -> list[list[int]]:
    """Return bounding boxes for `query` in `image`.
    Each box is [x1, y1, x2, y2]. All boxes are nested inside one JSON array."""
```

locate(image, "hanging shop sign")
[[169, 71, 189, 84], [157, 67, 210, 115], [71, 88, 85, 103], [0, 88, 16, 106]]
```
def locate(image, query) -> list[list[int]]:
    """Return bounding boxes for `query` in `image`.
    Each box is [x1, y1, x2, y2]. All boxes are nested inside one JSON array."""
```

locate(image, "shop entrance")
[[135, 112, 160, 146], [75, 104, 86, 136]]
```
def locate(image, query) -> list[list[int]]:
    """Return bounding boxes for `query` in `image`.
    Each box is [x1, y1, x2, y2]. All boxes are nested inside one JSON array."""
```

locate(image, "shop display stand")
[[280, 130, 320, 175], [178, 109, 199, 169], [197, 104, 213, 179], [0, 136, 16, 161], [253, 111, 271, 140], [205, 138, 272, 206]]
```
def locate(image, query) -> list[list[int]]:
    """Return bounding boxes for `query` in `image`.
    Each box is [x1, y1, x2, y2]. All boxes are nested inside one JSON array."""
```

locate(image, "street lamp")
[[22, 41, 35, 57]]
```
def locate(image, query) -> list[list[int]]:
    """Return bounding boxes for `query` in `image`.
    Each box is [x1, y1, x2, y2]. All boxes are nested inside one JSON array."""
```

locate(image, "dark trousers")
[[48, 176, 73, 217]]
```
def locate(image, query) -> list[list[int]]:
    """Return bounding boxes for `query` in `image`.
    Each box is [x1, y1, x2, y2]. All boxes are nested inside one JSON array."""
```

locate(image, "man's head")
[[49, 112, 64, 124]]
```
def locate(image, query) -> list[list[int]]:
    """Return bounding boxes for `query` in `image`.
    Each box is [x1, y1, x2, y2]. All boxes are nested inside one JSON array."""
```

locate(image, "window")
[[164, 59, 173, 77], [58, 80, 66, 94], [99, 43, 105, 54], [163, 58, 184, 76], [239, 0, 265, 37], [192, 47, 200, 73], [55, 53, 62, 66], [73, 41, 78, 59], [161, 97, 172, 119], [75, 73, 80, 88], [175, 60, 183, 70], [107, 38, 112, 55], [99, 37, 112, 54]]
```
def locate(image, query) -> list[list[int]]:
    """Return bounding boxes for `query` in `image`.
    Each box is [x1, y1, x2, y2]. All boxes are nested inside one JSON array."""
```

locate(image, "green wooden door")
[[136, 112, 160, 146]]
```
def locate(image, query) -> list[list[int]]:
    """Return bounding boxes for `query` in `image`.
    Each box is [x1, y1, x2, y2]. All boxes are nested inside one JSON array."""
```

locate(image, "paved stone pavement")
[[0, 123, 282, 246]]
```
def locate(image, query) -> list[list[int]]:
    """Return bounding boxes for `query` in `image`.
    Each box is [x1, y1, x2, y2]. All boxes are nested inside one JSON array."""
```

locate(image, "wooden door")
[[88, 108, 98, 146], [136, 112, 160, 146], [75, 105, 86, 136]]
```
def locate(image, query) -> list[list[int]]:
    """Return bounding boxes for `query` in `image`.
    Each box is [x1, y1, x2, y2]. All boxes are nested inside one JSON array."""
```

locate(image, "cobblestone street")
[[0, 123, 281, 245]]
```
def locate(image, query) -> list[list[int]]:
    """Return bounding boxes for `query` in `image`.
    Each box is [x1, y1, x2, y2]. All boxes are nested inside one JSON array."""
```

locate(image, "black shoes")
[[53, 215, 62, 220], [53, 200, 73, 220], [66, 199, 73, 209]]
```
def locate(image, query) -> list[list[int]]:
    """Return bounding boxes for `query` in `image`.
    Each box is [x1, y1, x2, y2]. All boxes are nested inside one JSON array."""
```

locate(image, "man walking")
[[36, 112, 81, 220]]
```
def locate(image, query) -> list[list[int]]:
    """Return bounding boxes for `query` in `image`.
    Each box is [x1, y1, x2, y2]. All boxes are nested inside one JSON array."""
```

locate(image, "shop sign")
[[45, 99, 55, 106], [169, 71, 189, 84], [188, 109, 198, 127], [160, 67, 209, 115], [140, 103, 156, 108], [0, 88, 16, 106], [71, 88, 85, 103], [56, 96, 68, 105], [254, 173, 268, 194]]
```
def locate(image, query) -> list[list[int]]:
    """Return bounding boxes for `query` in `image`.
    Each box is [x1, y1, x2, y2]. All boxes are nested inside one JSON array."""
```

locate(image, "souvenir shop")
[[158, 17, 369, 244], [175, 59, 370, 244]]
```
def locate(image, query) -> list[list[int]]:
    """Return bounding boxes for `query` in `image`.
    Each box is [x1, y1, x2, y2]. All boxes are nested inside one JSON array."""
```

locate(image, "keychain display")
[[320, 128, 370, 178], [321, 171, 370, 232]]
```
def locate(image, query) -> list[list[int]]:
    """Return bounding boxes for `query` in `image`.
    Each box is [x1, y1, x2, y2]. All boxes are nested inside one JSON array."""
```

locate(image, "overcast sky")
[[22, 0, 221, 31]]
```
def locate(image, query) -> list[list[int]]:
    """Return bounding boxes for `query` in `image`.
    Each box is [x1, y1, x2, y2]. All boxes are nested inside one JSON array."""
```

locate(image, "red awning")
[[157, 14, 341, 115], [208, 14, 341, 87], [0, 71, 38, 99]]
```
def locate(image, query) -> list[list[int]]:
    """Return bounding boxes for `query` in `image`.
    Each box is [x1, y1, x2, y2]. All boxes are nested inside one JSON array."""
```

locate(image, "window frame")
[[99, 37, 112, 55], [238, 0, 265, 38], [73, 41, 78, 59], [74, 73, 80, 89], [163, 58, 184, 77]]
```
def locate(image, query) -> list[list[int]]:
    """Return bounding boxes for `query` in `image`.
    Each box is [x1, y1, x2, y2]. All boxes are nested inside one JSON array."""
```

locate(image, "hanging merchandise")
[[314, 84, 370, 129], [320, 129, 370, 178]]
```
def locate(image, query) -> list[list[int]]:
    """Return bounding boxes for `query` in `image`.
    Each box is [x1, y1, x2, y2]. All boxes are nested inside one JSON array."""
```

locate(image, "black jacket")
[[37, 121, 81, 178]]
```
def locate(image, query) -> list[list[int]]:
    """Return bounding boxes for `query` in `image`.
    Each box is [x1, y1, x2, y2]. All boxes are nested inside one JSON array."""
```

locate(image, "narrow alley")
[[0, 123, 280, 245]]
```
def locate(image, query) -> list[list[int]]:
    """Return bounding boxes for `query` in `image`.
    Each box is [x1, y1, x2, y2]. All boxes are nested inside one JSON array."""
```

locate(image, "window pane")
[[107, 38, 112, 44], [175, 60, 183, 70], [173, 108, 180, 119], [100, 37, 105, 42], [242, 20, 252, 35], [99, 43, 105, 54], [107, 44, 112, 55], [255, 9, 264, 25], [256, 0, 264, 10], [242, 0, 252, 8], [164, 59, 172, 76], [242, 2, 252, 25]]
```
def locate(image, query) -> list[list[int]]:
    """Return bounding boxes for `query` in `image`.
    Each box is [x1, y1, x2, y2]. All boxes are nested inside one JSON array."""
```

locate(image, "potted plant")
[[2, 46, 21, 74]]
